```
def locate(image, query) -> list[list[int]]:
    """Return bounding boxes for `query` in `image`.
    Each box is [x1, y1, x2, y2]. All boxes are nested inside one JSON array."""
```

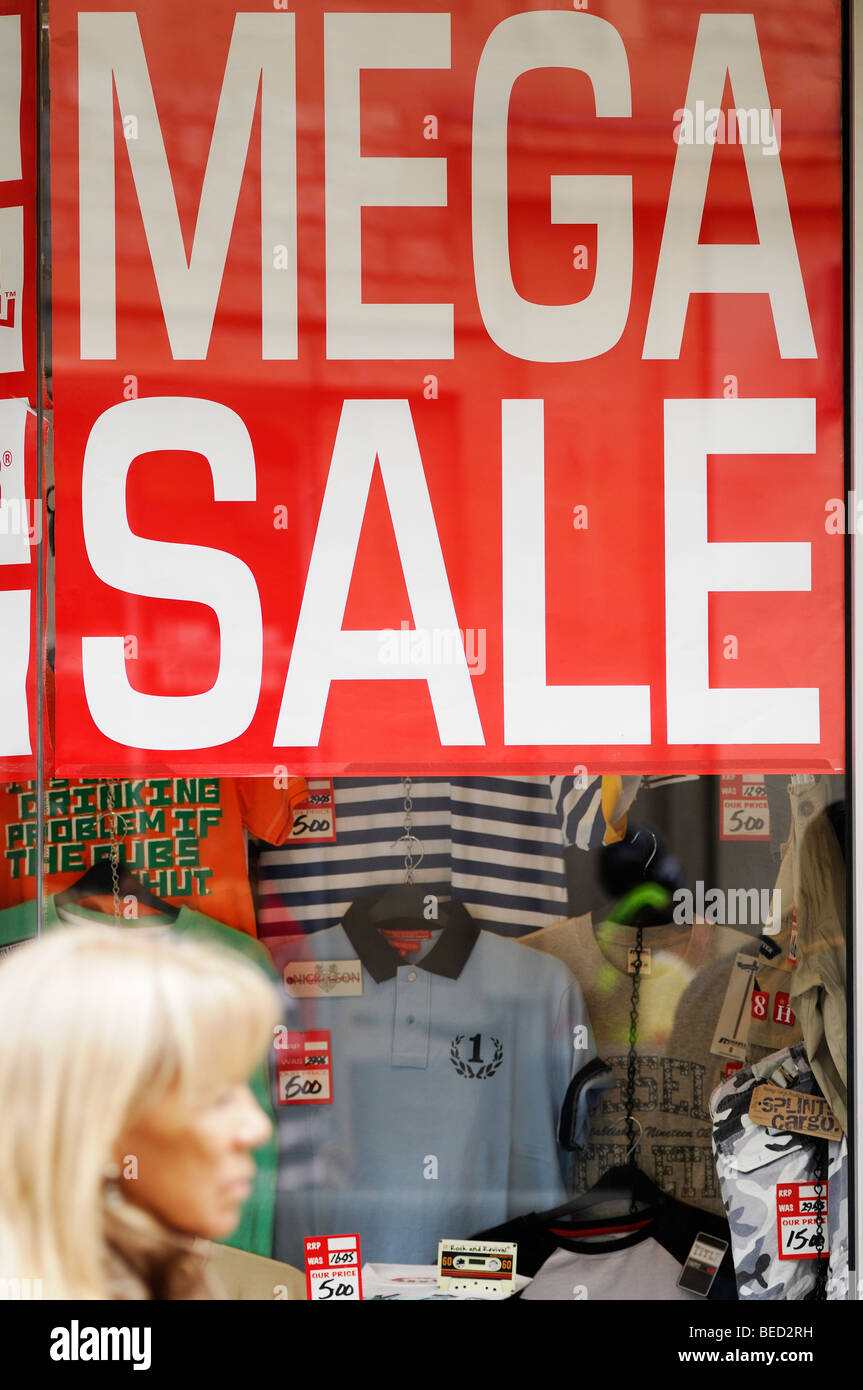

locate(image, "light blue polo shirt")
[[269, 900, 606, 1267]]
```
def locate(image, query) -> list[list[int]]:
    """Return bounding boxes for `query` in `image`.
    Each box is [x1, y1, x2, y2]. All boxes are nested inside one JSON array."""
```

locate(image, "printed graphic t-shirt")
[[0, 776, 306, 937], [520, 914, 756, 1216]]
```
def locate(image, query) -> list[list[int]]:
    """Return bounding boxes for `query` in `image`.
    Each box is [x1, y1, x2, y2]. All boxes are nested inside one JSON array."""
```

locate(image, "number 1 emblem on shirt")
[[450, 1033, 504, 1079]]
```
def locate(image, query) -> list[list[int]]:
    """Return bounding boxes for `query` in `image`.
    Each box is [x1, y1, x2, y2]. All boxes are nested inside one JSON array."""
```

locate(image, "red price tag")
[[777, 1183, 829, 1261], [277, 1030, 333, 1105], [304, 1234, 363, 1301]]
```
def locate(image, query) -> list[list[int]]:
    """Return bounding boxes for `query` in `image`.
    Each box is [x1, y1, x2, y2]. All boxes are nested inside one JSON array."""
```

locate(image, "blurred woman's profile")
[[0, 924, 279, 1299]]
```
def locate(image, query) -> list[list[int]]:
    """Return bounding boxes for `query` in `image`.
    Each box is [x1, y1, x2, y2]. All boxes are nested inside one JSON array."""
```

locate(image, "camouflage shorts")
[[710, 1043, 848, 1300]]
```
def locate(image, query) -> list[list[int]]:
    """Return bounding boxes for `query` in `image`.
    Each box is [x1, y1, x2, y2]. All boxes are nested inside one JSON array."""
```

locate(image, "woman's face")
[[114, 1080, 272, 1240]]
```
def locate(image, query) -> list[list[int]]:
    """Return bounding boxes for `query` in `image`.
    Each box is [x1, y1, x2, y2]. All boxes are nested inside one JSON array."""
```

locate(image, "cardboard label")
[[277, 1030, 333, 1105], [283, 960, 363, 997], [627, 945, 651, 976], [719, 775, 770, 841], [437, 1239, 517, 1297], [290, 778, 337, 843], [304, 1234, 363, 1300], [710, 952, 761, 1061], [677, 1232, 728, 1297], [777, 1183, 830, 1261], [750, 1082, 843, 1140]]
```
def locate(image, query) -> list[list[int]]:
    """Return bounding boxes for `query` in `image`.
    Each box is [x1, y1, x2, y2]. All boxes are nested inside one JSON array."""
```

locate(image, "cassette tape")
[[437, 1239, 517, 1297]]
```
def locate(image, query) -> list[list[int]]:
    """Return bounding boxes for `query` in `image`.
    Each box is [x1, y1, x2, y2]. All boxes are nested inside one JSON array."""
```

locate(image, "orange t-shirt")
[[0, 774, 306, 937]]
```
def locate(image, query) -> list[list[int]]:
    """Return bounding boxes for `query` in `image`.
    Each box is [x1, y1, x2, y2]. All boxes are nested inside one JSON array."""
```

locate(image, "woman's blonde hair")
[[0, 924, 280, 1299]]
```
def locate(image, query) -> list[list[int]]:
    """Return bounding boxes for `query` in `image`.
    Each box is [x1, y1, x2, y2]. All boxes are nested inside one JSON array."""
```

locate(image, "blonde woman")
[[0, 924, 279, 1299]]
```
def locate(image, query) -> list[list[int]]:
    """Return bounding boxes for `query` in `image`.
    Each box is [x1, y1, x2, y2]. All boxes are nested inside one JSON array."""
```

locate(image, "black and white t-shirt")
[[256, 777, 571, 938], [476, 1200, 737, 1301]]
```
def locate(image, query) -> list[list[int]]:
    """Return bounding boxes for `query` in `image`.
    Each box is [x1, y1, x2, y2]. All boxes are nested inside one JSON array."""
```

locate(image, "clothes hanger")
[[537, 1118, 670, 1229], [368, 882, 450, 924], [53, 857, 178, 921], [599, 823, 684, 928], [53, 779, 178, 923], [605, 880, 672, 927]]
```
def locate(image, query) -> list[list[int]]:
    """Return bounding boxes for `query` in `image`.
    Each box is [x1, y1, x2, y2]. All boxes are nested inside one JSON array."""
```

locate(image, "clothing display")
[[0, 769, 849, 1305], [267, 898, 611, 1267], [476, 1197, 737, 1301], [0, 776, 306, 936], [0, 895, 279, 1259], [521, 914, 756, 1216], [255, 776, 571, 938], [711, 1043, 848, 1301]]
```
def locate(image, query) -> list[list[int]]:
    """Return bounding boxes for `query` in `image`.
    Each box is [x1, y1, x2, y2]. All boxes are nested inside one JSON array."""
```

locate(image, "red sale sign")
[[49, 0, 844, 775]]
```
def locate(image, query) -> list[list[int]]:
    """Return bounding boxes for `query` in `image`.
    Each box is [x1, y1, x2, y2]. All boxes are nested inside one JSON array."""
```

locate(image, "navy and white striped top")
[[255, 776, 578, 938]]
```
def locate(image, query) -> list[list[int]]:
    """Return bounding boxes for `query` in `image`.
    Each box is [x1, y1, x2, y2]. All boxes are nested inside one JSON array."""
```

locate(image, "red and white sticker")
[[777, 1182, 830, 1261], [304, 1234, 363, 1301], [772, 991, 796, 1027], [751, 989, 769, 1021], [277, 1029, 333, 1105], [290, 778, 337, 844], [719, 775, 770, 841]]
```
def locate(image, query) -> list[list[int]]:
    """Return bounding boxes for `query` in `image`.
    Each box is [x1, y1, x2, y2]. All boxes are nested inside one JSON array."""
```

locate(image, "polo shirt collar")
[[341, 898, 480, 983]]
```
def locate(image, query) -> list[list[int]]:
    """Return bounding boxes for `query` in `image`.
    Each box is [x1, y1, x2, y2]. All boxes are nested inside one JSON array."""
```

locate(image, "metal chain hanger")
[[394, 776, 424, 882], [103, 779, 122, 921], [807, 1140, 829, 1302], [623, 923, 645, 1214]]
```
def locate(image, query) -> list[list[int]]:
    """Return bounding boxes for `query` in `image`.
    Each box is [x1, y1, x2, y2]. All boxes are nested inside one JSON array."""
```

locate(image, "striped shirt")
[[255, 777, 571, 938]]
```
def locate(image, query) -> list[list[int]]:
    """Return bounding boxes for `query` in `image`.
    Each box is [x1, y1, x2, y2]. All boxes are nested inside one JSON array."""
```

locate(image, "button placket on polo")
[[392, 963, 431, 1067]]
